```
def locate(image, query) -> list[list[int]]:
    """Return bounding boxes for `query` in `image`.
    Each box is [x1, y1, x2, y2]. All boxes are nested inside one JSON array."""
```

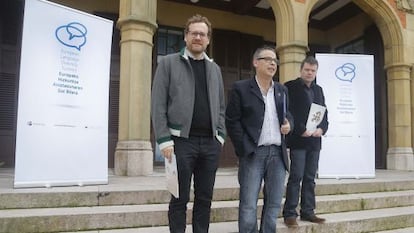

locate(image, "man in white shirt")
[[226, 46, 293, 233]]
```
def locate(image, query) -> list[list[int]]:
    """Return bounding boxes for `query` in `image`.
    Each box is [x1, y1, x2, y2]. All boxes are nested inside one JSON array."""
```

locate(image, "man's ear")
[[253, 59, 258, 68]]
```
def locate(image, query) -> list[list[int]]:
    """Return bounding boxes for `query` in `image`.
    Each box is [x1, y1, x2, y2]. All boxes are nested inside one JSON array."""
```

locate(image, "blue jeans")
[[168, 136, 221, 233], [238, 145, 286, 233], [283, 149, 320, 219]]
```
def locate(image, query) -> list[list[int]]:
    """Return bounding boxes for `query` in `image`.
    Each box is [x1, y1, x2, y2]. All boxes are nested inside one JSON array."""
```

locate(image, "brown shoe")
[[301, 215, 325, 224], [284, 217, 299, 228]]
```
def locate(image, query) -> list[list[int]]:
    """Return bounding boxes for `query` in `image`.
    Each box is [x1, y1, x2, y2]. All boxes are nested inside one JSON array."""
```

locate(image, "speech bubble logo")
[[55, 22, 87, 51], [335, 63, 356, 82]]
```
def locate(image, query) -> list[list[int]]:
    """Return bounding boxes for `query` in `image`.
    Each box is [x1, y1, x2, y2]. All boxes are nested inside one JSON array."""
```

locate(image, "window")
[[153, 27, 185, 163], [156, 27, 185, 61], [336, 38, 364, 54]]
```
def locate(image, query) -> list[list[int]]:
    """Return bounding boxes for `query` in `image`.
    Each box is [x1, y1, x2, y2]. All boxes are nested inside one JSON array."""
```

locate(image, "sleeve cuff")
[[158, 140, 174, 151]]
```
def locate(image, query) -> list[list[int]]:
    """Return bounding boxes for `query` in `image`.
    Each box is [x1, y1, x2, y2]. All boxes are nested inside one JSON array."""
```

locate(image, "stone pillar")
[[386, 63, 414, 170], [268, 0, 310, 83], [276, 42, 308, 83], [114, 0, 157, 176]]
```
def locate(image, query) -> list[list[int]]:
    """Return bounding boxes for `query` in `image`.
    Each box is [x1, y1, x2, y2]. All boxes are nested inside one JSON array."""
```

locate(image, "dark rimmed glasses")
[[257, 57, 279, 64], [187, 31, 208, 39]]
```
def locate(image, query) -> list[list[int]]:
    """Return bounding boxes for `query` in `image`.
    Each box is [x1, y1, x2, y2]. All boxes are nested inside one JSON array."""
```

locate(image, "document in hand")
[[306, 103, 326, 133], [165, 153, 179, 198]]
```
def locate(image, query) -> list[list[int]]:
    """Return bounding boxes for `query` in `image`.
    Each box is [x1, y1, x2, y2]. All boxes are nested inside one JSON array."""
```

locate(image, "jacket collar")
[[249, 77, 284, 105], [180, 47, 213, 62], [296, 77, 316, 88], [255, 76, 274, 94], [249, 77, 264, 102]]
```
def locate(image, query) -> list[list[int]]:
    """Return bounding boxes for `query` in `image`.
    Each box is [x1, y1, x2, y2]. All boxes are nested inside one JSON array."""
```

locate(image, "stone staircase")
[[1, 169, 414, 233]]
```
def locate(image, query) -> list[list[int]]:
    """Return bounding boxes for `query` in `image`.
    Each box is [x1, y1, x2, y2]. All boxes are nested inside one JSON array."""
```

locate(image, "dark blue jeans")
[[283, 149, 320, 219], [168, 136, 221, 233], [238, 145, 286, 233]]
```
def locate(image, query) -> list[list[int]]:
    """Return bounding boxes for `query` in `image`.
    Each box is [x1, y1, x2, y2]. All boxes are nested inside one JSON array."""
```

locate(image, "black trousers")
[[168, 135, 221, 233]]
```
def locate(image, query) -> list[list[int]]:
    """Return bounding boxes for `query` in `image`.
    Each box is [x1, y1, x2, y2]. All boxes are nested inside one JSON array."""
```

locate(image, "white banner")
[[316, 53, 375, 178], [14, 0, 113, 188]]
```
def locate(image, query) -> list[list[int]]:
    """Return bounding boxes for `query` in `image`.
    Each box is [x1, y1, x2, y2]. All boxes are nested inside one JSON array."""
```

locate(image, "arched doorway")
[[307, 3, 388, 168]]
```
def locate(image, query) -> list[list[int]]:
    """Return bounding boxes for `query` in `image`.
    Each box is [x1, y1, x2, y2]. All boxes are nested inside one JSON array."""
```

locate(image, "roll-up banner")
[[14, 0, 113, 188], [316, 53, 375, 179]]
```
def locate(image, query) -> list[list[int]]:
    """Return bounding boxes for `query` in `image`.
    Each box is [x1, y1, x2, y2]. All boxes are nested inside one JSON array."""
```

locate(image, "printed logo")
[[335, 63, 356, 82], [311, 111, 322, 123], [55, 22, 87, 51]]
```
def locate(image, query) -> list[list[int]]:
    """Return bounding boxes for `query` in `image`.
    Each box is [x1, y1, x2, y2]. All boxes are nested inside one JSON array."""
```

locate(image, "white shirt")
[[256, 79, 282, 146]]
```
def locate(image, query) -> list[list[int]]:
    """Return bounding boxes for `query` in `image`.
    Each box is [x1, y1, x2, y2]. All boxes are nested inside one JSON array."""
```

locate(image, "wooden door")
[[212, 29, 263, 167]]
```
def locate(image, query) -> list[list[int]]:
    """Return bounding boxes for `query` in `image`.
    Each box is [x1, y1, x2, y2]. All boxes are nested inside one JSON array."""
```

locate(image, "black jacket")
[[285, 77, 329, 150], [225, 78, 294, 170]]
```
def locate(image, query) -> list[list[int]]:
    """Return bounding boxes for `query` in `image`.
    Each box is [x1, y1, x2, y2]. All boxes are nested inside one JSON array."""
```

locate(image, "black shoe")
[[284, 217, 299, 228], [301, 215, 326, 224]]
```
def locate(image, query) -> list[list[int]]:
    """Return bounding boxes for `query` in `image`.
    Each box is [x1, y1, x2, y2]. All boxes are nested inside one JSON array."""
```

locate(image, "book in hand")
[[165, 153, 179, 198], [306, 103, 326, 133]]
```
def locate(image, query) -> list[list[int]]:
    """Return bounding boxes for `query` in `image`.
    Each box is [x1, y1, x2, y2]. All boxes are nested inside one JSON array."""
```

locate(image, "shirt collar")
[[255, 76, 274, 95], [184, 48, 205, 60], [255, 76, 274, 88]]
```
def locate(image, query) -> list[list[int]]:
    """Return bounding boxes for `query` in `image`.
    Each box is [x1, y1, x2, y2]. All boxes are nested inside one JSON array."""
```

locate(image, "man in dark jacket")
[[226, 46, 293, 233], [283, 56, 329, 228]]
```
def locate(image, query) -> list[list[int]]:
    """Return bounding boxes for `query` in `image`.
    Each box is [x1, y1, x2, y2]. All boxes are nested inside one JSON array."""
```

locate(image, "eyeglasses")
[[188, 31, 208, 39], [257, 57, 279, 64]]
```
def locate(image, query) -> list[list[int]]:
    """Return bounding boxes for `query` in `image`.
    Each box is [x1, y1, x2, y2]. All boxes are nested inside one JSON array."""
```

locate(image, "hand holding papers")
[[165, 153, 179, 198], [306, 103, 326, 134]]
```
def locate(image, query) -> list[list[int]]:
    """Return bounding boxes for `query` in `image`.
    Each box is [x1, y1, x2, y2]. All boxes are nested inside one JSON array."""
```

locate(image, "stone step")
[[58, 206, 414, 233], [315, 189, 414, 214], [374, 227, 414, 233], [1, 190, 414, 233], [2, 178, 414, 209]]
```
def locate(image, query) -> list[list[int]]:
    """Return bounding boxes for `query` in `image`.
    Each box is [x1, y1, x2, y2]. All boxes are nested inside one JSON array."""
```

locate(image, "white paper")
[[165, 154, 179, 198], [306, 103, 326, 133]]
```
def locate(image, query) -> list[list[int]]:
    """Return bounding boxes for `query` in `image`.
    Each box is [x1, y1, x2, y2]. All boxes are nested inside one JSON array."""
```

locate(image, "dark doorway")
[[364, 25, 387, 169], [0, 0, 24, 167], [310, 24, 388, 169], [212, 29, 264, 167]]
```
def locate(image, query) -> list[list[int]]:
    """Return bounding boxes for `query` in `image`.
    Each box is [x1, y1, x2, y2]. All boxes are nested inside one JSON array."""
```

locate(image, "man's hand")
[[302, 128, 323, 137], [301, 130, 313, 137], [312, 128, 323, 137], [162, 146, 174, 163], [281, 118, 291, 135]]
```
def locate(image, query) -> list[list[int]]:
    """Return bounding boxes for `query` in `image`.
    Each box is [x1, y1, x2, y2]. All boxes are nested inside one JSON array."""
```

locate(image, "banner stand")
[[14, 0, 113, 188], [316, 53, 375, 179]]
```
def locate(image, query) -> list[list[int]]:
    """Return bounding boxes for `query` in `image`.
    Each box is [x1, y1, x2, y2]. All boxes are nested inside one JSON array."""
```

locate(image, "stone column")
[[268, 0, 310, 83], [277, 42, 308, 83], [114, 0, 157, 176], [386, 63, 414, 170]]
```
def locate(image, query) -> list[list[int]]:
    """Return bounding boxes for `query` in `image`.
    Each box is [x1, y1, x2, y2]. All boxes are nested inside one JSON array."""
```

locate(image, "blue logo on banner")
[[335, 63, 356, 82], [55, 22, 87, 51]]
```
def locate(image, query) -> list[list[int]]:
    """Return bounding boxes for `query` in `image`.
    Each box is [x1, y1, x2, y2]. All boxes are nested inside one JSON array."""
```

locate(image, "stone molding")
[[115, 140, 153, 176], [387, 147, 414, 171], [397, 0, 414, 13]]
